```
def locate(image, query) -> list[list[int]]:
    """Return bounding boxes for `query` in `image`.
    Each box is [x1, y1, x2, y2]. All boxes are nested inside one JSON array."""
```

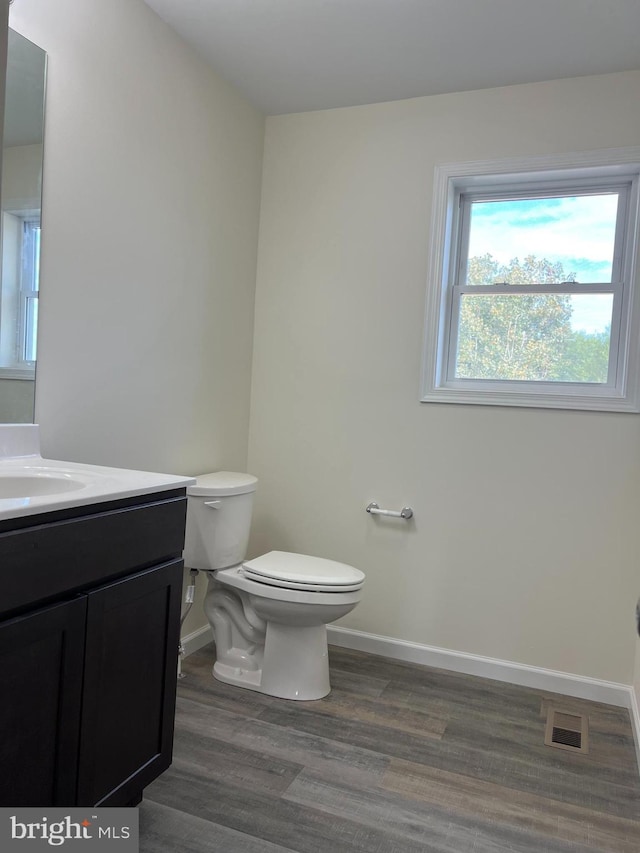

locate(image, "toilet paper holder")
[[366, 502, 413, 520]]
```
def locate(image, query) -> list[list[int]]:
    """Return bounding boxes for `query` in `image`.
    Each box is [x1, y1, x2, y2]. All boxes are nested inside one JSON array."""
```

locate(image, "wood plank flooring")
[[140, 644, 640, 852]]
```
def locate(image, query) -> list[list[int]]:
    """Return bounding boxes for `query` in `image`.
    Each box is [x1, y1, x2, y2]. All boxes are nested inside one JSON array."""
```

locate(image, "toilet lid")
[[187, 471, 257, 497], [242, 551, 365, 592]]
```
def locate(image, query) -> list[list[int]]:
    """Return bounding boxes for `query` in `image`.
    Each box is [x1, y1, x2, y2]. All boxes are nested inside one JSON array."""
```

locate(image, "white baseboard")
[[327, 625, 634, 710], [180, 624, 212, 657]]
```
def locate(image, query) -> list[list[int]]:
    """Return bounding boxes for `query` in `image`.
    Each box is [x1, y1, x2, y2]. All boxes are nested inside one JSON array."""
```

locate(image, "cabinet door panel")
[[0, 597, 87, 806], [77, 559, 182, 806]]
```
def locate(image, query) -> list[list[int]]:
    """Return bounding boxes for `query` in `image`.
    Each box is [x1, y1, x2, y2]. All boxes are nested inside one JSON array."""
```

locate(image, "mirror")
[[0, 28, 46, 423]]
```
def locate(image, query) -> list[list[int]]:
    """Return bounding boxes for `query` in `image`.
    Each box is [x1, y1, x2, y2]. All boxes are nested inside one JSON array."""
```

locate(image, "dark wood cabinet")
[[0, 596, 86, 806], [0, 490, 187, 807]]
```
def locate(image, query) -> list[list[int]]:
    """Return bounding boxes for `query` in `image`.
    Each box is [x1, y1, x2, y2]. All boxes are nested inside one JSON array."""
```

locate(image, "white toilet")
[[183, 472, 365, 700]]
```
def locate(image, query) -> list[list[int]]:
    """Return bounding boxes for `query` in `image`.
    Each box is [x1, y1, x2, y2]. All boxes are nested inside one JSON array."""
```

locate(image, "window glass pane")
[[465, 194, 619, 285], [24, 296, 38, 362], [33, 226, 40, 292], [456, 293, 613, 383]]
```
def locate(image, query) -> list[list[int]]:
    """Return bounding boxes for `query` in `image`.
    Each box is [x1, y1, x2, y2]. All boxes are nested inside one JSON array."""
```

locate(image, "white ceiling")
[[143, 0, 640, 115]]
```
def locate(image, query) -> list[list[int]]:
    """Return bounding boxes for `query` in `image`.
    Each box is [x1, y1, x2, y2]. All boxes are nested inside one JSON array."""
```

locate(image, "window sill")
[[420, 384, 639, 413], [0, 366, 36, 381]]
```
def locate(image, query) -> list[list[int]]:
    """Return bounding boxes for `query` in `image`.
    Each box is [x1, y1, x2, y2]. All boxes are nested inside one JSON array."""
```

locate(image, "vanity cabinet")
[[0, 489, 186, 807]]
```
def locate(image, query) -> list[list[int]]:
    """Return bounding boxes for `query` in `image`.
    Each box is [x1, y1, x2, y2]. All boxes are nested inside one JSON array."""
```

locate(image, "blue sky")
[[468, 194, 618, 332]]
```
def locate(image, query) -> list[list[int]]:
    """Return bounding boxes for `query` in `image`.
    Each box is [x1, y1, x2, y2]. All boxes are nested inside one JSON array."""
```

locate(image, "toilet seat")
[[215, 566, 363, 606], [241, 573, 363, 593], [242, 550, 365, 592]]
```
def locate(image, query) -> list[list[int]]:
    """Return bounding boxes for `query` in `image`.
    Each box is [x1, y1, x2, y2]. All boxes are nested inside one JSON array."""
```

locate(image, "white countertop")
[[0, 424, 195, 522]]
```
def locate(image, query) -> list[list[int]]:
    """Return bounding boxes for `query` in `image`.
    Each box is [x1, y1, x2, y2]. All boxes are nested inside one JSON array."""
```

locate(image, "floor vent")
[[544, 709, 589, 754]]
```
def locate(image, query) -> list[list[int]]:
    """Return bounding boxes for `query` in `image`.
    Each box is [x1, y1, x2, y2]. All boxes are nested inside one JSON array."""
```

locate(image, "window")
[[0, 211, 39, 378], [421, 149, 640, 411], [19, 218, 40, 364]]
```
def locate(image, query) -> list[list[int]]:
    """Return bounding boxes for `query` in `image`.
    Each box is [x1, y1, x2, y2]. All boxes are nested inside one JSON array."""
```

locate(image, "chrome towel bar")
[[366, 502, 413, 520]]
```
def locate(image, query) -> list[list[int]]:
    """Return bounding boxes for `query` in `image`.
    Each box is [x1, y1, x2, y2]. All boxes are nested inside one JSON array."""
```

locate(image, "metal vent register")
[[544, 708, 589, 754]]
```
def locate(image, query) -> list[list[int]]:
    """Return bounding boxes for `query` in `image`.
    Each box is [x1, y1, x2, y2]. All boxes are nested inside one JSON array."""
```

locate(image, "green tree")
[[466, 253, 574, 286], [457, 255, 574, 380], [554, 328, 610, 383]]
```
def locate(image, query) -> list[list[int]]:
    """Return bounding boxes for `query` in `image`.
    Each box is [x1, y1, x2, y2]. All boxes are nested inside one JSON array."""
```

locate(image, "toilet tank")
[[183, 472, 258, 571]]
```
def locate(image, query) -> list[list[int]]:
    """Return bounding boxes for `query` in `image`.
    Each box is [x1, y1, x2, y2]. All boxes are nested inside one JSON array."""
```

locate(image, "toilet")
[[183, 472, 365, 700]]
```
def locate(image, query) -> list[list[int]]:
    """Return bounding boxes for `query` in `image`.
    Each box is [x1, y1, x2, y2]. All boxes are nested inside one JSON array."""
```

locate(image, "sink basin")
[[0, 424, 196, 521], [0, 471, 87, 499]]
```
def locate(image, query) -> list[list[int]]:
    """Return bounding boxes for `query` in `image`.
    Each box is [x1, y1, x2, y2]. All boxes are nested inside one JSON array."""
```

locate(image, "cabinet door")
[[77, 559, 182, 807], [0, 597, 87, 806]]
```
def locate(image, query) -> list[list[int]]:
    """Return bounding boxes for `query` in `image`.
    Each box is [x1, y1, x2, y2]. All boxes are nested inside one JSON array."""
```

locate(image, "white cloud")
[[468, 194, 618, 279]]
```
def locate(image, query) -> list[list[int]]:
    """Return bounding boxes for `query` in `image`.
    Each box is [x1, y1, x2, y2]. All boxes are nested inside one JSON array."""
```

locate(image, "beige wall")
[[10, 0, 264, 641], [8, 2, 640, 683], [249, 71, 640, 685], [10, 0, 264, 476], [2, 143, 42, 209], [0, 378, 34, 421]]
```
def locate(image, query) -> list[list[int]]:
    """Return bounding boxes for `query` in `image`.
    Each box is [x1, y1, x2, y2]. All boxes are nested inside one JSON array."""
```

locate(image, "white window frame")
[[421, 148, 640, 412]]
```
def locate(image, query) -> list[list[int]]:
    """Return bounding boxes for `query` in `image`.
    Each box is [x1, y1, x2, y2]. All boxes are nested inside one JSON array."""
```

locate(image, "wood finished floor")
[[140, 644, 640, 853]]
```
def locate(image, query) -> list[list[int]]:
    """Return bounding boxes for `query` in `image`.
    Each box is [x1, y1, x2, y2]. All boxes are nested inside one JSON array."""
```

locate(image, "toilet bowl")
[[184, 473, 364, 700]]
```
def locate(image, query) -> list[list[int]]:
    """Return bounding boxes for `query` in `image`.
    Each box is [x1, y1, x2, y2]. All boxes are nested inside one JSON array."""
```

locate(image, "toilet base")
[[212, 622, 331, 700]]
